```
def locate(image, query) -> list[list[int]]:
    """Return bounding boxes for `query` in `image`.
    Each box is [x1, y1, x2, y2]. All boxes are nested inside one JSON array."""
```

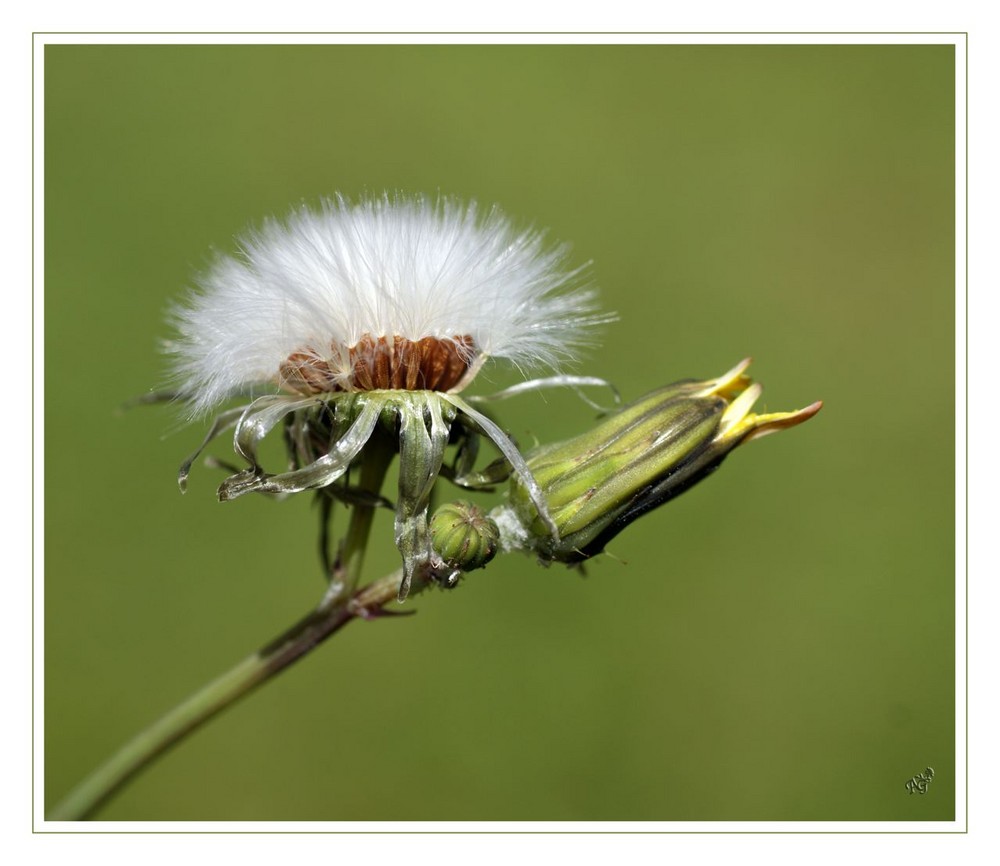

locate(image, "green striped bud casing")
[[498, 359, 821, 563], [430, 500, 501, 573]]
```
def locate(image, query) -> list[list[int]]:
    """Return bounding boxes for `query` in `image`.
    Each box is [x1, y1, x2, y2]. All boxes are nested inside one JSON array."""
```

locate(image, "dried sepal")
[[439, 393, 560, 541], [177, 405, 246, 492], [466, 374, 621, 414], [393, 396, 455, 601], [220, 398, 381, 500]]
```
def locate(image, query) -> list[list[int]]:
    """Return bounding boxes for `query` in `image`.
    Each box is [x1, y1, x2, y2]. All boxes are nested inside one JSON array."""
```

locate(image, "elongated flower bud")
[[495, 359, 821, 562]]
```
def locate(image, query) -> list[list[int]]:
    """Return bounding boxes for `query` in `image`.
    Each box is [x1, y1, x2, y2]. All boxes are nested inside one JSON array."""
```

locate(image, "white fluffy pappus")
[[170, 194, 607, 414]]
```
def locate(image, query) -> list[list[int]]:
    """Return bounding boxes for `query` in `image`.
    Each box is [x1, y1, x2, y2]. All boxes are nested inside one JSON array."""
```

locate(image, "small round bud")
[[430, 500, 500, 572]]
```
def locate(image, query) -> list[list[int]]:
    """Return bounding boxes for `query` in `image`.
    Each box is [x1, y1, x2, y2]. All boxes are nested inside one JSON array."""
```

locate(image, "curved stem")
[[49, 604, 352, 821], [49, 575, 403, 821], [49, 434, 399, 822]]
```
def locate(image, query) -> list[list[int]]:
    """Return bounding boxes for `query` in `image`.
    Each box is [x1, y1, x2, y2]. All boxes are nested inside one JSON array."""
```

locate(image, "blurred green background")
[[44, 44, 955, 821]]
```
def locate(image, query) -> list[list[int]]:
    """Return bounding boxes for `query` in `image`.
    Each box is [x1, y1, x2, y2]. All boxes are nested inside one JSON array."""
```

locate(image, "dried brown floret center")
[[279, 334, 476, 394]]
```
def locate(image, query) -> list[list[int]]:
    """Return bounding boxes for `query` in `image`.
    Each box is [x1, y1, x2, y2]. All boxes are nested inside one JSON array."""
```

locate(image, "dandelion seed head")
[[170, 194, 607, 414]]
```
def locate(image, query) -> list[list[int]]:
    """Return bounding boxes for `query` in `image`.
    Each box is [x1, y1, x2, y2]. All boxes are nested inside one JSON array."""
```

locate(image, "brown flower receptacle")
[[279, 334, 476, 395]]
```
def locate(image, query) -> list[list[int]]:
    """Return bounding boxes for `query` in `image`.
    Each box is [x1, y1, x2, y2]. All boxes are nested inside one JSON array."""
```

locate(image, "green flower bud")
[[499, 359, 821, 563], [430, 500, 500, 572]]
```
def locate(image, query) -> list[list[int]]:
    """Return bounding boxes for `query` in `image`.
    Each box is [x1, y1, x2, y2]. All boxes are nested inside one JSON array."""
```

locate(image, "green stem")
[[49, 604, 349, 821], [49, 437, 398, 822], [328, 428, 395, 601]]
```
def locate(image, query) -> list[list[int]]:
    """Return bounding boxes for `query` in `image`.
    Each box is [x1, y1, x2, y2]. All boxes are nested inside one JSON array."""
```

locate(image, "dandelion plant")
[[49, 194, 820, 820]]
